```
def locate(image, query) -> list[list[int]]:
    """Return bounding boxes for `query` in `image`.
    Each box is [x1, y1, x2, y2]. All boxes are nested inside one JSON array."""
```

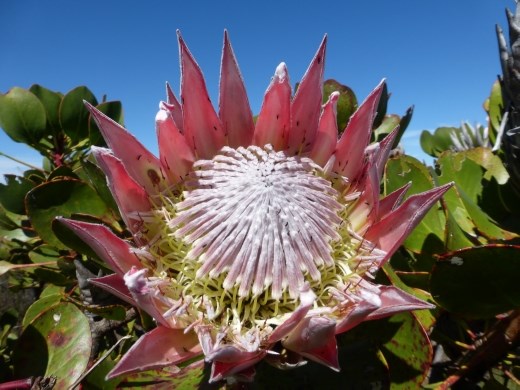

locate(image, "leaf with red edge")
[[13, 302, 91, 390], [26, 178, 114, 249]]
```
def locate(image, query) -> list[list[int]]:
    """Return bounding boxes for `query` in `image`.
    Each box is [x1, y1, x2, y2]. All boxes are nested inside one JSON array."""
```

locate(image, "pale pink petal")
[[366, 285, 435, 321], [156, 106, 195, 184], [333, 80, 385, 180], [287, 36, 327, 155], [268, 284, 316, 343], [178, 32, 225, 159], [219, 30, 254, 148], [86, 103, 164, 194], [364, 183, 453, 262], [253, 63, 291, 151], [55, 218, 141, 275], [123, 267, 170, 327], [165, 82, 184, 133], [335, 299, 380, 334], [309, 91, 339, 166], [374, 125, 399, 180], [210, 350, 266, 383], [348, 160, 380, 233], [89, 274, 135, 305], [107, 326, 202, 379], [283, 316, 339, 371], [378, 182, 411, 220], [92, 147, 151, 238]]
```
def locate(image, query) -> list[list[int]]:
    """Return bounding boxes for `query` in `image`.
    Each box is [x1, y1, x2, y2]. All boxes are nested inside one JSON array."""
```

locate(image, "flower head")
[[58, 31, 452, 382]]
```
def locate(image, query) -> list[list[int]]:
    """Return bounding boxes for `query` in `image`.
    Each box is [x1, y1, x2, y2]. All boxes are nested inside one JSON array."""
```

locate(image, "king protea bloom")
[[58, 31, 452, 382]]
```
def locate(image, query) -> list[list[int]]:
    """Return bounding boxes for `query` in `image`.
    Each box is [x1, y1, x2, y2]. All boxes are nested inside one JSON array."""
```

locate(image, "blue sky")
[[0, 0, 514, 177]]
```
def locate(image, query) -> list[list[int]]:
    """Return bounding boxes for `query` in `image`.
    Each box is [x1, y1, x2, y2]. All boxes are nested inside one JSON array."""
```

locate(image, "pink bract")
[[58, 30, 452, 383]]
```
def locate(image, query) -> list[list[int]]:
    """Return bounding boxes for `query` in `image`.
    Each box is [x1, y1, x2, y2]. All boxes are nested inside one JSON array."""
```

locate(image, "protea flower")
[[58, 31, 452, 383]]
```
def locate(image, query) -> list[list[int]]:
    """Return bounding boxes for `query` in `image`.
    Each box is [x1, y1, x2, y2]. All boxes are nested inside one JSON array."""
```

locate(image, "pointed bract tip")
[[326, 91, 340, 104], [90, 145, 113, 159], [165, 81, 173, 96], [155, 108, 169, 123], [318, 34, 328, 49], [83, 100, 95, 111], [275, 62, 288, 81]]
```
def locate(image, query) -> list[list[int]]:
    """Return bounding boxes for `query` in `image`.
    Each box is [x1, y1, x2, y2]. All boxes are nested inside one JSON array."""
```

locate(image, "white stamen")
[[170, 145, 343, 299]]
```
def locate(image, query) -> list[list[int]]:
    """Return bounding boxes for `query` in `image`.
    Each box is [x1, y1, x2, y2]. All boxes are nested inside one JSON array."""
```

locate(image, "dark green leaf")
[[380, 313, 432, 389], [384, 155, 446, 258], [373, 82, 389, 129], [59, 86, 97, 143], [0, 87, 47, 144], [322, 79, 357, 133], [81, 159, 120, 214], [0, 174, 35, 214], [13, 302, 91, 389], [29, 84, 63, 136], [22, 295, 62, 328], [430, 245, 520, 318], [47, 165, 80, 181], [25, 179, 113, 248]]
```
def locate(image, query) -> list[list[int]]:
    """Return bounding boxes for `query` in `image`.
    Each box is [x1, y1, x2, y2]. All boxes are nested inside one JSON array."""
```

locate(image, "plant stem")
[[0, 151, 44, 172]]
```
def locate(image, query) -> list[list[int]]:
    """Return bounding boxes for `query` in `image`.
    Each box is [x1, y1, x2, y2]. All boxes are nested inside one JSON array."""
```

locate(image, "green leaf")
[[22, 295, 62, 328], [463, 147, 509, 185], [322, 79, 357, 133], [28, 244, 60, 264], [420, 127, 456, 157], [444, 208, 478, 251], [437, 151, 513, 241], [0, 87, 47, 144], [382, 263, 435, 331], [0, 174, 35, 214], [0, 260, 19, 276], [89, 101, 124, 146], [47, 165, 80, 181], [13, 302, 91, 389], [59, 86, 98, 144], [373, 114, 400, 143], [25, 179, 113, 249], [380, 313, 432, 389], [81, 158, 120, 214], [29, 84, 63, 136], [430, 245, 520, 318], [83, 304, 127, 321], [485, 79, 503, 142], [384, 155, 446, 258]]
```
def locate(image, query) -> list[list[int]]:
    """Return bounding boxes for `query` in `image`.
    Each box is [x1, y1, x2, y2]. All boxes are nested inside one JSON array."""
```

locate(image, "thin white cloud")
[[0, 154, 43, 183]]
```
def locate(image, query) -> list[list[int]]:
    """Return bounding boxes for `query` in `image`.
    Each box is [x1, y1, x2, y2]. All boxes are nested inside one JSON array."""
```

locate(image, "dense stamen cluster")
[[140, 144, 390, 329], [171, 144, 343, 299]]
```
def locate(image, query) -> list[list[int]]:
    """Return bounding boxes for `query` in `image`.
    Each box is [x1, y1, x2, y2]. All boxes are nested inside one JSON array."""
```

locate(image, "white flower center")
[[170, 144, 343, 299]]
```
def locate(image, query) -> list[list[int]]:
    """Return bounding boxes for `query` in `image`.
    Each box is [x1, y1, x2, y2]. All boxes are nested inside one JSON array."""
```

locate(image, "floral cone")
[[57, 31, 452, 383]]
